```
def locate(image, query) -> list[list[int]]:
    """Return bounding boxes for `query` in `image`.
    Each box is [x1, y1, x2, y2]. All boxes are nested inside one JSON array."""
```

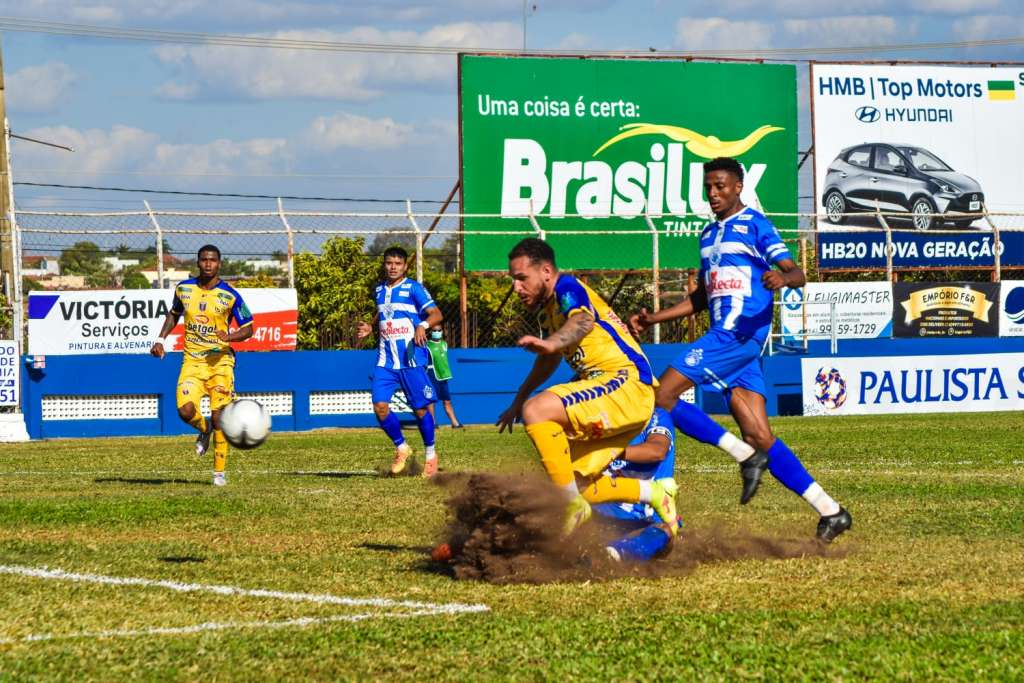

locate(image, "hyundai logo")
[[855, 106, 880, 123]]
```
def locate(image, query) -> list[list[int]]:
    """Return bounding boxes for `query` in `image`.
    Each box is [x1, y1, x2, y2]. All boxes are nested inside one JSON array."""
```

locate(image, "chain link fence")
[[12, 205, 1024, 349]]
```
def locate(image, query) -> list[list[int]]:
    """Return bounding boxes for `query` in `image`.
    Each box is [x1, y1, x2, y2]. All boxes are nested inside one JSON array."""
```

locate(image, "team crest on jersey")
[[199, 302, 207, 311], [709, 249, 722, 267], [381, 303, 395, 318], [684, 348, 704, 367]]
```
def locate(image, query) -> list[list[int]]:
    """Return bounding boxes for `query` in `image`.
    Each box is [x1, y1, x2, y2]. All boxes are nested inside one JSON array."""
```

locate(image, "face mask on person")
[[429, 330, 443, 341]]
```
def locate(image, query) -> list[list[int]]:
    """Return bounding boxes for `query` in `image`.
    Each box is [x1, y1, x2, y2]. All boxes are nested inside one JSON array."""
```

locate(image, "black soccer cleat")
[[739, 450, 769, 505], [195, 423, 213, 458], [816, 507, 852, 543]]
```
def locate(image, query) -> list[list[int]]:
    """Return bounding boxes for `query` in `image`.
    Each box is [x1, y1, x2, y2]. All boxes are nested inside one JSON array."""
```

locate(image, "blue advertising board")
[[818, 230, 1024, 269]]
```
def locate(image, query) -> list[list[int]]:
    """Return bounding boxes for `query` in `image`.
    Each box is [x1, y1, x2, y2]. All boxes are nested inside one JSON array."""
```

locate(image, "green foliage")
[[59, 241, 112, 287], [294, 236, 380, 349], [218, 258, 256, 277], [21, 277, 43, 292], [120, 267, 152, 290], [232, 273, 278, 288]]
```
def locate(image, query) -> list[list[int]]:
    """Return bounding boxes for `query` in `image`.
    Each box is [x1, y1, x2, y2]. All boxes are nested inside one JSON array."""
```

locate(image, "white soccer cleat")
[[213, 471, 226, 487]]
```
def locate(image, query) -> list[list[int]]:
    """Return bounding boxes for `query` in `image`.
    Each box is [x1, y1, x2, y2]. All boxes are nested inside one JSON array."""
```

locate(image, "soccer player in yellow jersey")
[[497, 238, 678, 536], [151, 245, 254, 486]]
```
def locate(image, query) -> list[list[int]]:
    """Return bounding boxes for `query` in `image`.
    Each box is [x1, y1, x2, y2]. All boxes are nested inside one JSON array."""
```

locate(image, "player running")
[[356, 247, 443, 478], [596, 407, 681, 563], [151, 245, 253, 487], [497, 238, 677, 537], [630, 157, 851, 542]]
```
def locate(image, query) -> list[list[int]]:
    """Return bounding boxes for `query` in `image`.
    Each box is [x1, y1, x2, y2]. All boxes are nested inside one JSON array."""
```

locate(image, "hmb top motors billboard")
[[460, 55, 798, 271]]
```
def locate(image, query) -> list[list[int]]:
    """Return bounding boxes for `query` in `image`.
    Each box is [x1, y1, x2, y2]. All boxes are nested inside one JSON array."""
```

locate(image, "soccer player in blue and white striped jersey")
[[631, 157, 851, 543], [356, 247, 443, 477]]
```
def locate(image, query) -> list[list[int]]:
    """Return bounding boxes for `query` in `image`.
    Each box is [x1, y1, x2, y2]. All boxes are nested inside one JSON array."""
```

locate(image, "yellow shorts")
[[545, 368, 656, 475], [176, 353, 235, 412]]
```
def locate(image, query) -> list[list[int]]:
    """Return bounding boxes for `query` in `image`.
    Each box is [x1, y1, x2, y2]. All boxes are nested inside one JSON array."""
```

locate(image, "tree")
[[294, 237, 381, 349], [60, 241, 112, 286], [232, 273, 277, 288], [121, 267, 152, 289], [367, 230, 416, 256]]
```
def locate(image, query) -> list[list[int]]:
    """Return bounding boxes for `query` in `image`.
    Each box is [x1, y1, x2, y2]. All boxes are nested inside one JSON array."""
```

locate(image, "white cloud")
[[909, 0, 1001, 13], [302, 112, 415, 151], [675, 17, 774, 50], [12, 125, 159, 174], [6, 61, 77, 113], [782, 15, 901, 44], [153, 22, 521, 102], [952, 14, 1024, 40]]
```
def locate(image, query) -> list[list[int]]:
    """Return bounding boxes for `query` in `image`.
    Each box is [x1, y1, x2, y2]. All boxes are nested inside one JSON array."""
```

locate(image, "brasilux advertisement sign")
[[460, 54, 798, 271]]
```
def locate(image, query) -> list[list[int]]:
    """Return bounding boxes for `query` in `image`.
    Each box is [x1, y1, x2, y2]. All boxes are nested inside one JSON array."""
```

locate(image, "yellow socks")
[[581, 476, 641, 504], [213, 429, 228, 473], [188, 411, 207, 433], [525, 421, 575, 491]]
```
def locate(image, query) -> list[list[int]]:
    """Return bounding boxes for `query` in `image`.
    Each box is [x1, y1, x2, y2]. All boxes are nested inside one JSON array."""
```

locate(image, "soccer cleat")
[[739, 450, 769, 505], [212, 471, 226, 487], [816, 507, 852, 543], [390, 443, 412, 475], [562, 494, 592, 537], [649, 478, 679, 535], [195, 423, 213, 457], [422, 457, 439, 479]]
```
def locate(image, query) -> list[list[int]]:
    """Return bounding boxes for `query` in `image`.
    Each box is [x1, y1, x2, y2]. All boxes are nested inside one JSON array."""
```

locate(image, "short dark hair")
[[197, 244, 221, 259], [382, 246, 409, 261], [703, 157, 744, 182], [508, 238, 556, 268]]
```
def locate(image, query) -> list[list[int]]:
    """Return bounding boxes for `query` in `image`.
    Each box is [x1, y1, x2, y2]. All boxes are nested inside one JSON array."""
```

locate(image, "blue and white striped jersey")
[[374, 277, 436, 369], [699, 207, 792, 343]]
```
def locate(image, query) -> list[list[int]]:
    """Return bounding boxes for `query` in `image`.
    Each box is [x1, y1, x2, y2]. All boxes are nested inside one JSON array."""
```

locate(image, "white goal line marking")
[[0, 564, 488, 644]]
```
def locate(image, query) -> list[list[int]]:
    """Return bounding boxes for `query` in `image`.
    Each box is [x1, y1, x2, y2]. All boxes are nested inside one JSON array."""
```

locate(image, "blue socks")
[[607, 525, 673, 562], [766, 439, 814, 496], [376, 411, 405, 447], [416, 410, 436, 448], [670, 399, 727, 446]]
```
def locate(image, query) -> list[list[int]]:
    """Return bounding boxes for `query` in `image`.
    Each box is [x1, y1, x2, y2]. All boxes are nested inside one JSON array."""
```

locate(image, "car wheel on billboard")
[[824, 190, 846, 224], [911, 197, 935, 231]]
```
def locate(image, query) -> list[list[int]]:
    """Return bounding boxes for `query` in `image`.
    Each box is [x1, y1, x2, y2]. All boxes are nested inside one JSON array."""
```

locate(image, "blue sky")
[[2, 0, 1022, 213]]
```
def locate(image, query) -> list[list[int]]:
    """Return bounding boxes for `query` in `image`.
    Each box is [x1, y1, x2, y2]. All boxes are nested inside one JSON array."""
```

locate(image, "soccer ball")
[[219, 399, 271, 449]]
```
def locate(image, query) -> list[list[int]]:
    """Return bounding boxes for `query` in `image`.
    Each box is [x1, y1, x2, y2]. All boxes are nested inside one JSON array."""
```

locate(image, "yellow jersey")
[[170, 278, 254, 360], [538, 274, 654, 384]]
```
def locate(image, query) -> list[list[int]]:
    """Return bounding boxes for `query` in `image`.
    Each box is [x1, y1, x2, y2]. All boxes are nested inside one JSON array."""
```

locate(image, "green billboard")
[[459, 54, 798, 271]]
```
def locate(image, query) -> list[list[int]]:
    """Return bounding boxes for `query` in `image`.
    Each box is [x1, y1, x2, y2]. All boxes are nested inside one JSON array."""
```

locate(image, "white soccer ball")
[[219, 399, 271, 449]]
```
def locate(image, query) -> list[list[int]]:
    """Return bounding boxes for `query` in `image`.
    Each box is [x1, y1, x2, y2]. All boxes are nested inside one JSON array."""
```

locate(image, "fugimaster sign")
[[28, 289, 298, 356], [460, 55, 798, 271]]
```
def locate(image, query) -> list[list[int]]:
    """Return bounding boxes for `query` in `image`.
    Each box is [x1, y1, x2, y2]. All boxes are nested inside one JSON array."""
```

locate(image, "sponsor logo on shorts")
[[423, 385, 434, 400], [684, 348, 703, 367]]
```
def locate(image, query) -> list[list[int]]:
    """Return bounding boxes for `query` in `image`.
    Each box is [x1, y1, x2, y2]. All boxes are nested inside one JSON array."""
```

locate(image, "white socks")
[[638, 479, 653, 504], [802, 482, 841, 517], [424, 445, 436, 460], [719, 431, 756, 463]]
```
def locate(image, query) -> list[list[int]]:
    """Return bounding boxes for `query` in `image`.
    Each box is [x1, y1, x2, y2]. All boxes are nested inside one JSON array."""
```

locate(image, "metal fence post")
[[830, 301, 838, 355], [875, 202, 894, 282], [277, 197, 295, 288], [644, 212, 660, 344], [407, 199, 423, 282], [144, 200, 164, 288], [528, 199, 544, 240], [982, 206, 1001, 282]]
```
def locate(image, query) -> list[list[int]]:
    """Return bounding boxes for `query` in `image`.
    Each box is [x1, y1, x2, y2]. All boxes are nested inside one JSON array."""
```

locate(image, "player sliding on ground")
[[151, 245, 253, 487], [630, 157, 852, 542], [497, 238, 677, 536], [356, 247, 443, 478], [596, 407, 682, 562]]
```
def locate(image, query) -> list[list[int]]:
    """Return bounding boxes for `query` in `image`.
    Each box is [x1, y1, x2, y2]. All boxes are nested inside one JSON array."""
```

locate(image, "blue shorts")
[[429, 371, 452, 402], [371, 366, 436, 410], [669, 327, 767, 397]]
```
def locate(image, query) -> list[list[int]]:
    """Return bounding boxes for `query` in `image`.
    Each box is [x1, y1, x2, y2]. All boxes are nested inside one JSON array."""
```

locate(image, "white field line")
[[0, 564, 488, 645], [0, 610, 443, 645], [0, 564, 488, 614]]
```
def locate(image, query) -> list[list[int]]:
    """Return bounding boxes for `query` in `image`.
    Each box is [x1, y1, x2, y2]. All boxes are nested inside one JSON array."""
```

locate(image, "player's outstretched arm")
[[496, 353, 561, 432], [150, 312, 180, 358], [621, 433, 671, 464], [216, 323, 254, 343], [629, 278, 707, 336], [414, 306, 443, 346], [518, 311, 594, 355], [762, 258, 805, 291]]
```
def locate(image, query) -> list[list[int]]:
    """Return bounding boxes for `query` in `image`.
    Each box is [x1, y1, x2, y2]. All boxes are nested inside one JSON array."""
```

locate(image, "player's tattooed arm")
[[516, 310, 594, 355], [762, 258, 805, 290]]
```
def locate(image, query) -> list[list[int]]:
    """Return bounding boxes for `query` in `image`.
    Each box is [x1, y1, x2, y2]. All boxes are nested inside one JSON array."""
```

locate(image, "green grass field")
[[1, 413, 1022, 681]]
